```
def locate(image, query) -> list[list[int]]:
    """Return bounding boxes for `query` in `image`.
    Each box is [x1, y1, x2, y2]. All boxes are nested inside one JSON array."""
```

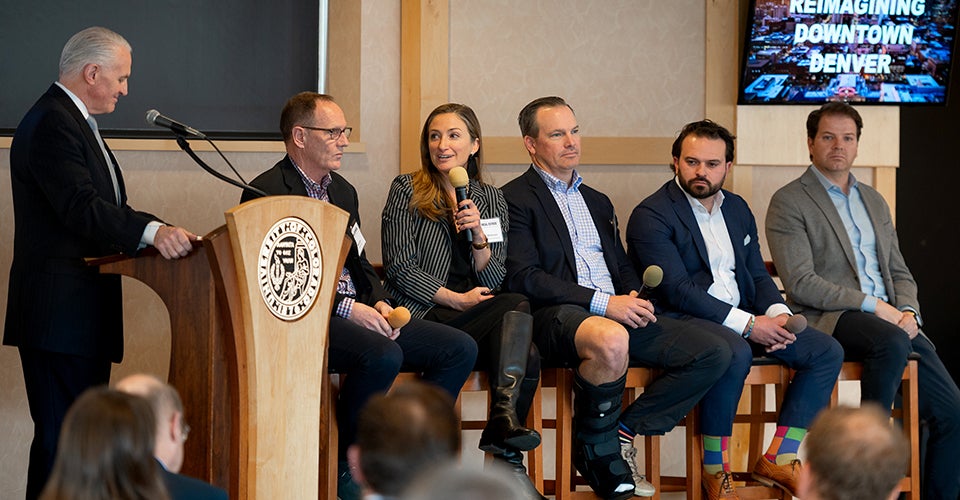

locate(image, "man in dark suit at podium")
[[4, 26, 198, 499], [116, 374, 228, 500], [241, 92, 476, 500]]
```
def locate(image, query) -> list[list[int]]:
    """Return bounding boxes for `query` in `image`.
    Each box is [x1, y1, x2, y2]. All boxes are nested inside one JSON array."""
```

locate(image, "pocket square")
[[743, 234, 751, 246]]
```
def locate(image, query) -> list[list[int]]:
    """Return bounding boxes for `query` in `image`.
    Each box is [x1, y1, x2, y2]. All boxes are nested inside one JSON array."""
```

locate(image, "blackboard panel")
[[0, 1, 322, 139]]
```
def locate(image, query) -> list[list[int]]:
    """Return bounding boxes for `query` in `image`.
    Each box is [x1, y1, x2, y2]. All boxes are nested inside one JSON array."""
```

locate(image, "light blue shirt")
[[534, 166, 615, 316], [810, 166, 887, 312]]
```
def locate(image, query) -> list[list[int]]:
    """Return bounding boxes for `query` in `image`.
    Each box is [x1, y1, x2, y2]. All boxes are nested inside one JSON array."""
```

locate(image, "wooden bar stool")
[[679, 357, 792, 500], [831, 358, 920, 500], [542, 367, 662, 500]]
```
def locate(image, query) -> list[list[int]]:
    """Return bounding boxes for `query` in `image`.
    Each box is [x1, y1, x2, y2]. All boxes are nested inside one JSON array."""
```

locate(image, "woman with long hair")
[[382, 103, 543, 499], [40, 387, 169, 500]]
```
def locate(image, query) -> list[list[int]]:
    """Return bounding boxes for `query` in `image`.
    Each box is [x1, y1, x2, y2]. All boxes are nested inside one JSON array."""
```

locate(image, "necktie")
[[86, 115, 121, 205]]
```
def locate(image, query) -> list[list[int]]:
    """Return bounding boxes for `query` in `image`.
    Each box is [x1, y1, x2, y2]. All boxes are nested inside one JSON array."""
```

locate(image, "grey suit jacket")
[[765, 166, 919, 334]]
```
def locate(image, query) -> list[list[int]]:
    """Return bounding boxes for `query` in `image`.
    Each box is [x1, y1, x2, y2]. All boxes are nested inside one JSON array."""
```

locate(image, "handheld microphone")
[[145, 109, 206, 138], [448, 166, 472, 242], [636, 265, 663, 300], [387, 307, 411, 329], [784, 314, 807, 334]]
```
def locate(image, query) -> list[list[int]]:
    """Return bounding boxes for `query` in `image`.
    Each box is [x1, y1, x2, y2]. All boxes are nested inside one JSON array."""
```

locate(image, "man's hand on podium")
[[154, 225, 200, 259]]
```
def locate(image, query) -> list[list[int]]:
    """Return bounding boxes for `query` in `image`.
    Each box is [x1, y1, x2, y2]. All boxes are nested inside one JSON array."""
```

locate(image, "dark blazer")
[[161, 466, 228, 500], [241, 156, 392, 309], [501, 166, 641, 309], [765, 167, 920, 334], [4, 84, 155, 361], [626, 180, 784, 322]]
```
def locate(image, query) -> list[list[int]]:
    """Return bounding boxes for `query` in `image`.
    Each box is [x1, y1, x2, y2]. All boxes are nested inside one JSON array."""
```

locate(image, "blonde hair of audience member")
[[40, 387, 169, 500], [115, 374, 188, 473], [799, 404, 909, 500], [347, 381, 461, 498], [409, 103, 486, 221], [402, 463, 528, 500]]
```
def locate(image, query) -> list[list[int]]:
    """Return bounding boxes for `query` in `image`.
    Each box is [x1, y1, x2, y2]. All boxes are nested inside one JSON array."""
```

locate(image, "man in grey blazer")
[[766, 102, 960, 499]]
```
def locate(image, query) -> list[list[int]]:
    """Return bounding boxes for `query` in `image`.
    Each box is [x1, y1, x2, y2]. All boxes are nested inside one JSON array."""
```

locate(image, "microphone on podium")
[[387, 307, 411, 329], [448, 166, 472, 242], [636, 265, 663, 300], [145, 109, 206, 138]]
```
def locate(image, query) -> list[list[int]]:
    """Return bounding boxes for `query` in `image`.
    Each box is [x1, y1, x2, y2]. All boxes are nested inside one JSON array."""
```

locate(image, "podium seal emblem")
[[258, 217, 322, 320]]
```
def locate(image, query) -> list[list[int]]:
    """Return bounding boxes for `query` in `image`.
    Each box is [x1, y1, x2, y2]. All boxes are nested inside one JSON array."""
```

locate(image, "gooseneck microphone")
[[449, 166, 472, 242], [145, 109, 206, 138], [637, 265, 663, 300]]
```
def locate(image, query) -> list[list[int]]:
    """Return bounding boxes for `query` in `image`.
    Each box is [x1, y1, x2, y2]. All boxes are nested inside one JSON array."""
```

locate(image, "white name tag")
[[351, 222, 366, 255], [480, 217, 504, 243]]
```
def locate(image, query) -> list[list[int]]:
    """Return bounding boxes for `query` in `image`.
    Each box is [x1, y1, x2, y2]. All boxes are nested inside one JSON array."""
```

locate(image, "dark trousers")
[[620, 315, 731, 435], [328, 316, 476, 457], [529, 304, 731, 436], [835, 311, 960, 499], [19, 348, 112, 500], [691, 318, 843, 436], [425, 292, 539, 377]]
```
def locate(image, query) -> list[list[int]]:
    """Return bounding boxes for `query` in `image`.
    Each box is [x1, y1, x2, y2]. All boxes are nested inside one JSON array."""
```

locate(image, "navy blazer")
[[161, 465, 228, 500], [501, 166, 641, 310], [4, 84, 155, 361], [241, 156, 392, 310], [626, 179, 783, 323]]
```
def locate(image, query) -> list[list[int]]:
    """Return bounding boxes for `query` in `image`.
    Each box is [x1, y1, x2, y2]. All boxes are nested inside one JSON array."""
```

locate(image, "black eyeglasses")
[[300, 125, 352, 141]]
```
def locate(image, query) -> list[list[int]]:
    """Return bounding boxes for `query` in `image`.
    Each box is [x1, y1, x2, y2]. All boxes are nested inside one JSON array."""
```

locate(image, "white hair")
[[59, 26, 131, 78]]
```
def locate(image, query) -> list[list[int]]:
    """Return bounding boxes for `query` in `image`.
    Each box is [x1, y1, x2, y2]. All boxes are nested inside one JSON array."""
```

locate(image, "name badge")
[[480, 218, 504, 243], [351, 222, 366, 255]]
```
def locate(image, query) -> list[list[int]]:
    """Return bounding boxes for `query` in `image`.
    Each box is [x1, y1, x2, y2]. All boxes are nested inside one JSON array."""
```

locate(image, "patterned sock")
[[618, 422, 636, 446], [764, 425, 807, 465], [702, 435, 730, 475]]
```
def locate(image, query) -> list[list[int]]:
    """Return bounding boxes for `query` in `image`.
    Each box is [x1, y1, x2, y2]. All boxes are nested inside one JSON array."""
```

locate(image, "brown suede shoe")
[[702, 470, 740, 500], [751, 456, 802, 496]]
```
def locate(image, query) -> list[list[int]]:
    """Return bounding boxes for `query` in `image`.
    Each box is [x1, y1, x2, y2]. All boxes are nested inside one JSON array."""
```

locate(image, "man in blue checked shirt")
[[501, 96, 731, 500]]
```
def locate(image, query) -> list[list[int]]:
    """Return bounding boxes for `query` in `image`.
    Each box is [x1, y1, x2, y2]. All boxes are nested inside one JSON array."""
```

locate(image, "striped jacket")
[[381, 173, 509, 318]]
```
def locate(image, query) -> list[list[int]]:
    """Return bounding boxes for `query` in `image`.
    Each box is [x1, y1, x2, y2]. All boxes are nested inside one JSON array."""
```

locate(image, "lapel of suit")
[[51, 85, 121, 202], [279, 156, 310, 197], [667, 181, 712, 272], [525, 168, 578, 276], [801, 168, 858, 272], [858, 185, 890, 271], [719, 195, 755, 302]]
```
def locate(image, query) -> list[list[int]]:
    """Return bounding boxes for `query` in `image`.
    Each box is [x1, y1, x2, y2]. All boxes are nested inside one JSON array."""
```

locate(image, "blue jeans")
[[690, 317, 843, 436]]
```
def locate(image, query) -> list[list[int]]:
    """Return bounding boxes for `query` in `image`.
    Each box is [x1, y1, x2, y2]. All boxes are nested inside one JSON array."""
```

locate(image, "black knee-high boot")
[[573, 371, 635, 500], [478, 311, 542, 453]]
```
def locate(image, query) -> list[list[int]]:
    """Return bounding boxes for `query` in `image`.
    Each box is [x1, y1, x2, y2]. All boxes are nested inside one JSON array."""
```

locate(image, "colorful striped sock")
[[618, 422, 636, 446], [764, 426, 806, 465], [702, 435, 730, 474]]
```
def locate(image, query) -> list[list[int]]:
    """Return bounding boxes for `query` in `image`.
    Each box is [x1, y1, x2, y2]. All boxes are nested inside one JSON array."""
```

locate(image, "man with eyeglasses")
[[115, 373, 227, 499], [241, 92, 477, 500]]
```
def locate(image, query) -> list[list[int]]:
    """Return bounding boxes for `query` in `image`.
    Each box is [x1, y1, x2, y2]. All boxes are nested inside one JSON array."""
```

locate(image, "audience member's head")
[[347, 381, 460, 498], [402, 463, 528, 500], [115, 373, 189, 473], [800, 404, 908, 500], [40, 387, 169, 500]]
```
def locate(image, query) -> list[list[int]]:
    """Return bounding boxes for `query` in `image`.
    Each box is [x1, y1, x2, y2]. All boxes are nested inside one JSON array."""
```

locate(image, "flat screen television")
[[739, 0, 959, 104]]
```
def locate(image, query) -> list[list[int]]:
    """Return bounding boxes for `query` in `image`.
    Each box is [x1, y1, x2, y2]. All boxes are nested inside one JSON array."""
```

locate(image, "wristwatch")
[[472, 237, 489, 250]]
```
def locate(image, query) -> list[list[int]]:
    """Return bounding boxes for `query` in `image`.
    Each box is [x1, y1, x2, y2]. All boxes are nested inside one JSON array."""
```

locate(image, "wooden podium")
[[96, 196, 349, 499], [208, 196, 350, 499], [90, 241, 232, 489]]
